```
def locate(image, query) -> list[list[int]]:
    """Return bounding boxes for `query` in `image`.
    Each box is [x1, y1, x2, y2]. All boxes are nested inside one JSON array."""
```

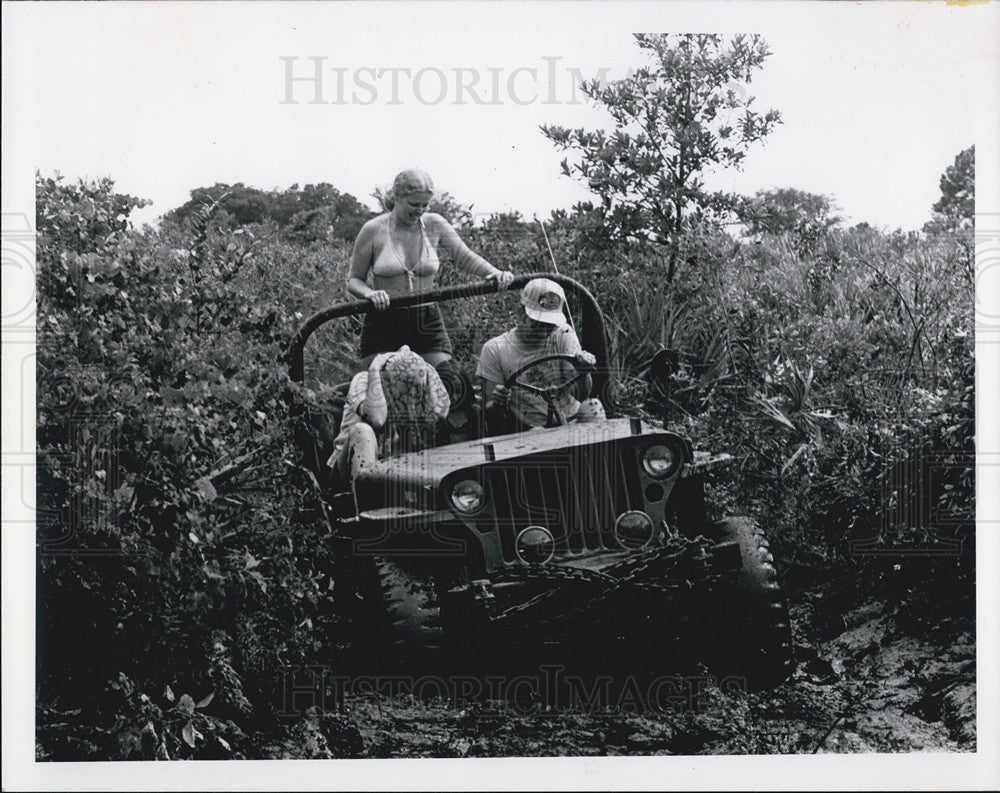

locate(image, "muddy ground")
[[272, 595, 976, 758]]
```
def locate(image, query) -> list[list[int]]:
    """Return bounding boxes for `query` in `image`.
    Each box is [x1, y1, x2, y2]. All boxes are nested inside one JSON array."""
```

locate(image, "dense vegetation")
[[34, 35, 974, 760], [34, 150, 975, 758]]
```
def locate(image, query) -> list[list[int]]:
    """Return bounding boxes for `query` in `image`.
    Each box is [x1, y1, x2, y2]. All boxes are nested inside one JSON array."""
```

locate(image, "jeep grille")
[[481, 441, 643, 561]]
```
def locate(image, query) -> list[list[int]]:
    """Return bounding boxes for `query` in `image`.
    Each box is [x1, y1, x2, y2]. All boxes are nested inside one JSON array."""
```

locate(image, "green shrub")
[[36, 174, 352, 759]]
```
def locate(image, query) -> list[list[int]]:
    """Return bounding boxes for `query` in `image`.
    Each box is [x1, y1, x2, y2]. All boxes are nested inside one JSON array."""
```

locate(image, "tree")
[[542, 34, 780, 282], [739, 188, 842, 255], [165, 183, 268, 226], [924, 145, 974, 234], [923, 146, 974, 277], [163, 182, 374, 244], [741, 188, 841, 237], [36, 171, 149, 259]]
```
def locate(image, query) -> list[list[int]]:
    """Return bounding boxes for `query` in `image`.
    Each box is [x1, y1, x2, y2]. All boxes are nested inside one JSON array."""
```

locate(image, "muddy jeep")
[[288, 274, 793, 688]]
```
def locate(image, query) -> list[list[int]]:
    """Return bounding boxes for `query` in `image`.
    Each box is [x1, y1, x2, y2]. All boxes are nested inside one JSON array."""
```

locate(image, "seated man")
[[327, 345, 450, 483], [476, 278, 602, 435]]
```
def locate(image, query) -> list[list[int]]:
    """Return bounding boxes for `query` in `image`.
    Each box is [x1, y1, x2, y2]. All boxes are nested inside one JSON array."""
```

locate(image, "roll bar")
[[286, 272, 612, 410]]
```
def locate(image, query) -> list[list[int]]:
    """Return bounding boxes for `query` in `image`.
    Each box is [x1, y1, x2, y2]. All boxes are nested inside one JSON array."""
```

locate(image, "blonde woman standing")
[[347, 169, 515, 369]]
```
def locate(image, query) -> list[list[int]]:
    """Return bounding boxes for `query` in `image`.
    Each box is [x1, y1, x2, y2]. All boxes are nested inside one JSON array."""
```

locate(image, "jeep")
[[288, 274, 794, 688]]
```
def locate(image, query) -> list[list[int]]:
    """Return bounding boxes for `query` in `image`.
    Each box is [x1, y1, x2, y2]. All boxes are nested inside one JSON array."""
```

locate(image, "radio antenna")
[[535, 217, 576, 334], [537, 218, 559, 274]]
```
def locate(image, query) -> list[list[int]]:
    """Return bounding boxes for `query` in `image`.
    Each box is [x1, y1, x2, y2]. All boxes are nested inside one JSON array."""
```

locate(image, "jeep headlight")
[[614, 511, 655, 549], [515, 526, 556, 564], [641, 443, 680, 478], [450, 479, 484, 513]]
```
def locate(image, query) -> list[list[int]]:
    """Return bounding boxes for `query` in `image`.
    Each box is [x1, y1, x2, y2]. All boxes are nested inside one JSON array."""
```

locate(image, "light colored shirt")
[[327, 372, 369, 469], [476, 326, 583, 426]]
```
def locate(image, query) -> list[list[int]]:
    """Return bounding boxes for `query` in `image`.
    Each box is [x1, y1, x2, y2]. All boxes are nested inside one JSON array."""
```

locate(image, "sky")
[[3, 2, 1000, 791], [3, 1, 998, 232]]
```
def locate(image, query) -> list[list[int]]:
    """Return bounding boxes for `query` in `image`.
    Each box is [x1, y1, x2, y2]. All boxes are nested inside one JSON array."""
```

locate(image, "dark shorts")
[[359, 303, 453, 358]]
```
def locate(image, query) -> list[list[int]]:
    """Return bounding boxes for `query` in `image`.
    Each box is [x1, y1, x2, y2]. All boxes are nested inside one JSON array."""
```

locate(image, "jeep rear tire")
[[375, 558, 445, 666], [702, 517, 794, 689], [333, 549, 447, 673]]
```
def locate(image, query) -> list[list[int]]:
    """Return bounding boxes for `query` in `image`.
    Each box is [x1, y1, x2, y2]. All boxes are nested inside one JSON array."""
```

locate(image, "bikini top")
[[371, 216, 440, 294]]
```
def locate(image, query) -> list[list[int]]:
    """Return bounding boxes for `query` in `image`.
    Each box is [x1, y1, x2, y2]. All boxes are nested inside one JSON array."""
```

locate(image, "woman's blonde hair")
[[385, 169, 435, 210]]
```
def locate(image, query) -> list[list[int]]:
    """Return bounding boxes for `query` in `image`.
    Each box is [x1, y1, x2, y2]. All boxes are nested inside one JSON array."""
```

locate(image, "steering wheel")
[[503, 354, 594, 427]]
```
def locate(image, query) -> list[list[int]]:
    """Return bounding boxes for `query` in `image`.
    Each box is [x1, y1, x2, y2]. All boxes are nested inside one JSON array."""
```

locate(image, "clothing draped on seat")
[[379, 347, 450, 455]]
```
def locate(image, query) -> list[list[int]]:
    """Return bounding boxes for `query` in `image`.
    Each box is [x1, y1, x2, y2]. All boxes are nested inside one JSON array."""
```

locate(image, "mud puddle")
[[286, 598, 976, 757]]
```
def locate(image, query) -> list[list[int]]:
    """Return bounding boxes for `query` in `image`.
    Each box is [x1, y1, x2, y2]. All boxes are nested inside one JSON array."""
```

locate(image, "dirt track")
[[275, 597, 975, 757]]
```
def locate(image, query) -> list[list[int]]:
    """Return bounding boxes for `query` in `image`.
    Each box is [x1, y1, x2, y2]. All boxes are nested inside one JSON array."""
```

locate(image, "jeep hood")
[[364, 418, 644, 486]]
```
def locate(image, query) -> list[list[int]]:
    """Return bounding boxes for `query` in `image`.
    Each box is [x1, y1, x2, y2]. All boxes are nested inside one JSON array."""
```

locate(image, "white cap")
[[521, 278, 568, 328]]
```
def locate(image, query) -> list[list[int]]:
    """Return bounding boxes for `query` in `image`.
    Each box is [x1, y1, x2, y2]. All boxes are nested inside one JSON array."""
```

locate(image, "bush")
[[36, 174, 353, 759]]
